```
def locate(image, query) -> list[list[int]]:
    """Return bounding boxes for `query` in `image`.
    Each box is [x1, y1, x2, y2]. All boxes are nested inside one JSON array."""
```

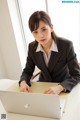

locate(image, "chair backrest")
[[32, 71, 41, 80]]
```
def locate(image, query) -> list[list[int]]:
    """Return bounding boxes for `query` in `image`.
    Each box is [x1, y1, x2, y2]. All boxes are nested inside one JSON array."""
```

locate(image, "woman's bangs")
[[31, 20, 39, 32]]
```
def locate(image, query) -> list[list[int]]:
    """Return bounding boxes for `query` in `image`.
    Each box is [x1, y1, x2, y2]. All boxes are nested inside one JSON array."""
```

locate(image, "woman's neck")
[[42, 39, 52, 55]]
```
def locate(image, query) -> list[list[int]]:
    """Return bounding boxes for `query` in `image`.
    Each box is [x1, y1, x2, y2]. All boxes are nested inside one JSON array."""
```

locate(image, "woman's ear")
[[50, 24, 53, 32]]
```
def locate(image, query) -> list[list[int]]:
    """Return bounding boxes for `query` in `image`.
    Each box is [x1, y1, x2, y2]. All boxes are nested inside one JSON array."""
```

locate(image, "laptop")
[[0, 90, 65, 119]]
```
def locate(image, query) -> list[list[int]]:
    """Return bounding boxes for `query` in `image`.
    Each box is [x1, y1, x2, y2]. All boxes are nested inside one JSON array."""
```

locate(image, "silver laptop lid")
[[0, 90, 61, 119]]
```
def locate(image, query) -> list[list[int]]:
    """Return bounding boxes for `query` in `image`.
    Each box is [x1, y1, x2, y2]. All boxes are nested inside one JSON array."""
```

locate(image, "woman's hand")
[[19, 81, 31, 92], [43, 85, 65, 95]]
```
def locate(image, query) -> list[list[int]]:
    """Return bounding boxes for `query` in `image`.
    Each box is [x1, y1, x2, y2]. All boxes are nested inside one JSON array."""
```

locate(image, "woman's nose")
[[38, 32, 44, 38]]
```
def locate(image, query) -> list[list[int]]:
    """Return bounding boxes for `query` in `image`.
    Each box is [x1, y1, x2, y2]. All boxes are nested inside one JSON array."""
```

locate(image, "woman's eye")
[[33, 31, 38, 34], [42, 28, 47, 31]]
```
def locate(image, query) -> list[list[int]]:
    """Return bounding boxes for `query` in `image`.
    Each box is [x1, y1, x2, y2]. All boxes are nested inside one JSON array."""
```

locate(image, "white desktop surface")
[[0, 79, 80, 120]]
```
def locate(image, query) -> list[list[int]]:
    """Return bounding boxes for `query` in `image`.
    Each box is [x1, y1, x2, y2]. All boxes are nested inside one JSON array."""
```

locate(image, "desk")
[[0, 79, 80, 120]]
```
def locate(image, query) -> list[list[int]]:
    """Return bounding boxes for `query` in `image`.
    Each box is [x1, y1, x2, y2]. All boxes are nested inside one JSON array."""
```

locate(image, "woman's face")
[[32, 21, 53, 47]]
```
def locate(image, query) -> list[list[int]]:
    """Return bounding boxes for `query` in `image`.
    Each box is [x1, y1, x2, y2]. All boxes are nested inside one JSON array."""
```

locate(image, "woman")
[[19, 11, 80, 94]]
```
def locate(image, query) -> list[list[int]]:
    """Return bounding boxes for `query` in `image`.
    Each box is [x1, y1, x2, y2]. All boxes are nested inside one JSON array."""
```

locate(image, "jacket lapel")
[[34, 51, 52, 82], [34, 51, 46, 69], [48, 51, 62, 72], [48, 39, 63, 72]]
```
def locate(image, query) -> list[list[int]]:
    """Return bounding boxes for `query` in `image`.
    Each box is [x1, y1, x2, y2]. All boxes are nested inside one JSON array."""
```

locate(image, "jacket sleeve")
[[60, 41, 80, 92], [19, 44, 35, 86]]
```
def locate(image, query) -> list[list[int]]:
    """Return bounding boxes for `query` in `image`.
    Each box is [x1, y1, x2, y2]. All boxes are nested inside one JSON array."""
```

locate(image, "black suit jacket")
[[19, 37, 80, 92]]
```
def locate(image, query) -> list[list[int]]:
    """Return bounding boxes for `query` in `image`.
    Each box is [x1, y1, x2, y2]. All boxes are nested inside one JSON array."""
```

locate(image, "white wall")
[[0, 47, 7, 78], [0, 0, 22, 80]]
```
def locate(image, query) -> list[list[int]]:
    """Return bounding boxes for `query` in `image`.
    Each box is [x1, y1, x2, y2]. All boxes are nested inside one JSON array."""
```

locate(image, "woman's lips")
[[40, 39, 46, 42]]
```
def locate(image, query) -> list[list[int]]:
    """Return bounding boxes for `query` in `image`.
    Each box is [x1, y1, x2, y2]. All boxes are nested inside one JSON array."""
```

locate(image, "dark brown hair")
[[28, 11, 56, 47]]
